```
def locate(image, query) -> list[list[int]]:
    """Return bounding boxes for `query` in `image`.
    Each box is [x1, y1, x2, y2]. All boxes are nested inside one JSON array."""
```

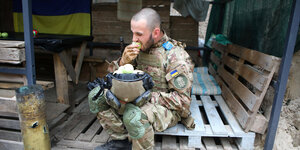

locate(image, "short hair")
[[131, 8, 161, 31]]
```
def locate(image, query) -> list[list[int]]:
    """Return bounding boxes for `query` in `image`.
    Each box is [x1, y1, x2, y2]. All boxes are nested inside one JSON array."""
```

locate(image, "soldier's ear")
[[153, 27, 160, 38]]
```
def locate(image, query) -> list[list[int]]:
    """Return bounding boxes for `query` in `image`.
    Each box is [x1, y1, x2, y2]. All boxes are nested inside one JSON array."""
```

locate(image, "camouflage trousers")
[[97, 102, 181, 150]]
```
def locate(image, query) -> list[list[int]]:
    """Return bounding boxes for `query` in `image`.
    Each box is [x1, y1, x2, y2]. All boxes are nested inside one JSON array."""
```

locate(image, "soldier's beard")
[[142, 34, 154, 53]]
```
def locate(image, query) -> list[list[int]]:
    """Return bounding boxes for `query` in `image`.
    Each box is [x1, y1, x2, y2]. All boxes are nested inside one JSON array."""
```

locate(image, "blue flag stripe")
[[13, 0, 91, 16]]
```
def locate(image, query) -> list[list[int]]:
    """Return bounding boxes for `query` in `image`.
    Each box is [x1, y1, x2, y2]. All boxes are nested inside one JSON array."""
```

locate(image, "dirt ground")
[[254, 51, 300, 150]]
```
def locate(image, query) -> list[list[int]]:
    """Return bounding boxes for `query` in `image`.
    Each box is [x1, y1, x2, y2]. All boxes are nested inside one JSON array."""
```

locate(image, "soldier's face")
[[131, 19, 154, 51]]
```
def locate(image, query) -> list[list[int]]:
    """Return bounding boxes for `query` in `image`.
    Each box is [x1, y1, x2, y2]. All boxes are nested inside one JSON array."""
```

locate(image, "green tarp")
[[206, 0, 299, 57]]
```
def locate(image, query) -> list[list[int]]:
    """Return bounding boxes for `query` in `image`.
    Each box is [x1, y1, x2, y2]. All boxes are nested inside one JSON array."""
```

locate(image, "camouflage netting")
[[206, 0, 299, 57]]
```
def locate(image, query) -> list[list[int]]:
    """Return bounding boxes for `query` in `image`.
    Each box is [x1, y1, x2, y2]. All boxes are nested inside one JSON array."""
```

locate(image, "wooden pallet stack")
[[0, 41, 70, 150]]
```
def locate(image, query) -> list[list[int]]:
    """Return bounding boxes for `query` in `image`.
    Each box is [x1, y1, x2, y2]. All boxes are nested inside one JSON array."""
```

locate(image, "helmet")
[[105, 72, 153, 103]]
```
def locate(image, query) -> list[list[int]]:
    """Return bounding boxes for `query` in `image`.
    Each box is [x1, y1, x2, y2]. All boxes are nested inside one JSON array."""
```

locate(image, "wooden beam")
[[58, 50, 76, 83], [53, 53, 69, 104], [74, 42, 87, 84]]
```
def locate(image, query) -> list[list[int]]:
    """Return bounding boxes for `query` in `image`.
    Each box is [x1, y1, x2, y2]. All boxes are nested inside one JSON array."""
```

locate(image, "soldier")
[[94, 8, 194, 150]]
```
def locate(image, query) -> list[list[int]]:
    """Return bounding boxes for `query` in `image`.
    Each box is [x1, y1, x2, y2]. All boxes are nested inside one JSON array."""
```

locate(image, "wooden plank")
[[162, 136, 177, 150], [0, 111, 18, 117], [64, 115, 96, 140], [155, 142, 162, 150], [0, 80, 53, 90], [201, 96, 227, 135], [220, 138, 233, 150], [208, 63, 217, 77], [249, 114, 268, 134], [0, 40, 24, 48], [0, 139, 23, 150], [203, 138, 217, 150], [0, 89, 16, 100], [57, 139, 101, 150], [53, 53, 69, 104], [252, 63, 278, 114], [210, 53, 221, 66], [74, 42, 87, 84], [0, 73, 23, 83], [48, 113, 67, 130], [214, 95, 244, 136], [46, 102, 69, 122], [197, 100, 218, 107], [219, 67, 258, 112], [227, 44, 276, 72], [203, 125, 234, 137], [188, 136, 203, 149], [211, 41, 226, 54], [94, 130, 110, 143], [72, 98, 90, 113], [223, 55, 267, 91], [189, 95, 205, 133], [55, 114, 83, 139], [179, 137, 195, 150], [0, 118, 20, 130], [0, 129, 22, 142], [77, 120, 102, 142], [58, 50, 76, 83], [218, 79, 251, 129], [0, 99, 17, 114], [0, 48, 25, 62]]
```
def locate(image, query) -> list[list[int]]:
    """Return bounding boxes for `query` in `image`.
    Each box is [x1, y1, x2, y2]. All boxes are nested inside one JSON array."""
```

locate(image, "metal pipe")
[[264, 0, 300, 149], [22, 0, 36, 85], [16, 85, 51, 150]]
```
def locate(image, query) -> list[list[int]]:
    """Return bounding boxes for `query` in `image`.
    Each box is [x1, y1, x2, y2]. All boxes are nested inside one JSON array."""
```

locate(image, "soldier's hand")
[[120, 43, 140, 66]]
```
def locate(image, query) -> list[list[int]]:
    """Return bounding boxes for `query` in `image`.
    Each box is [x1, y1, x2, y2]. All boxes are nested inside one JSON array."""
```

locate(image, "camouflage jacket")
[[107, 33, 194, 118]]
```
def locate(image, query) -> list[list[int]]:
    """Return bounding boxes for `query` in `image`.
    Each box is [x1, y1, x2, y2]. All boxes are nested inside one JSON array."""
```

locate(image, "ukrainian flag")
[[13, 0, 91, 36], [171, 70, 179, 77]]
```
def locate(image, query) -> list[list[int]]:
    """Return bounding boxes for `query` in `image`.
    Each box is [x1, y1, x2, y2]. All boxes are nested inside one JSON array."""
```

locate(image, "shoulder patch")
[[173, 75, 188, 90], [162, 41, 174, 51]]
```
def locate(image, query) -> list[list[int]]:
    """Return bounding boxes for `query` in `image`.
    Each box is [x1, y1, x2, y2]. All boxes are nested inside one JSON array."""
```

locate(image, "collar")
[[151, 31, 169, 49]]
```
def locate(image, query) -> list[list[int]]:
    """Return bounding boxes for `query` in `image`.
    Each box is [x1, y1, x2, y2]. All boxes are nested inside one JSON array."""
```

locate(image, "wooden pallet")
[[156, 95, 255, 150], [52, 113, 107, 150], [209, 41, 281, 134]]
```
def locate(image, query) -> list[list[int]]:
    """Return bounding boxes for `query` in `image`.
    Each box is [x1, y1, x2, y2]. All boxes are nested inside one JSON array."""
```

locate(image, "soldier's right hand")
[[120, 43, 140, 66]]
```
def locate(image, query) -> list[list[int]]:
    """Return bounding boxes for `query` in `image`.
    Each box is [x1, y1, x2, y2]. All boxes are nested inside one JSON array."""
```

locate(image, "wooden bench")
[[210, 41, 280, 133], [156, 41, 280, 150]]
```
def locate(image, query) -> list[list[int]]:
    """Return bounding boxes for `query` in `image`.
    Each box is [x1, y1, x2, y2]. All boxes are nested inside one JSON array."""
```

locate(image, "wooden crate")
[[92, 2, 170, 44], [0, 101, 69, 150], [210, 41, 281, 134], [156, 95, 255, 150]]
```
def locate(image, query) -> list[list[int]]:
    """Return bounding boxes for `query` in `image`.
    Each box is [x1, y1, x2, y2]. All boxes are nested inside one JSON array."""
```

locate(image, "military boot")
[[94, 139, 132, 150]]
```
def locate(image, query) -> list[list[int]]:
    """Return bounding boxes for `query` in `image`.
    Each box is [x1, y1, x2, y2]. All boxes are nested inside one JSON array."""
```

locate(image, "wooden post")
[[53, 53, 69, 104], [15, 85, 51, 150]]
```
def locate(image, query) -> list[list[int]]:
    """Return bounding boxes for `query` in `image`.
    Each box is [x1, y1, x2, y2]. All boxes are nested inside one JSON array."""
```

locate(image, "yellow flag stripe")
[[13, 13, 90, 36]]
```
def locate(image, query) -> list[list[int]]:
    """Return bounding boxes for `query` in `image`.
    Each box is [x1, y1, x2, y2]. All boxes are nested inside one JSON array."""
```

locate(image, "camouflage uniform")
[[98, 33, 194, 150]]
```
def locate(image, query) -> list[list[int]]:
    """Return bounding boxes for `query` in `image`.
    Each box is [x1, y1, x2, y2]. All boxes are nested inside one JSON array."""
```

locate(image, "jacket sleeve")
[[151, 46, 194, 118]]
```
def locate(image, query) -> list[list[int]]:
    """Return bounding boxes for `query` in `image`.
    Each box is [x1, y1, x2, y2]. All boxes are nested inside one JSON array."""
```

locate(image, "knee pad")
[[88, 86, 110, 113], [123, 104, 150, 139]]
